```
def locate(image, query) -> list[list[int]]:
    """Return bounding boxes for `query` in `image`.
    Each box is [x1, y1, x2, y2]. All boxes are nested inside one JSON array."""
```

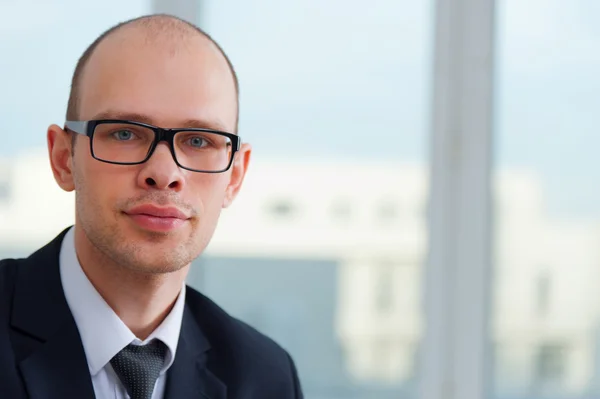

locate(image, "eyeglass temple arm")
[[64, 121, 89, 136]]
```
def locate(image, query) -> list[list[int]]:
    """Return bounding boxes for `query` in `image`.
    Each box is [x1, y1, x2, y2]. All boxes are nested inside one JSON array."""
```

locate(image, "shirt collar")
[[59, 226, 186, 376]]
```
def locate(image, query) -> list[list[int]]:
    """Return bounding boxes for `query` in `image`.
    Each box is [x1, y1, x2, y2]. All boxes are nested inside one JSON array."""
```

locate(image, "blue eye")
[[188, 136, 207, 148], [113, 130, 134, 140]]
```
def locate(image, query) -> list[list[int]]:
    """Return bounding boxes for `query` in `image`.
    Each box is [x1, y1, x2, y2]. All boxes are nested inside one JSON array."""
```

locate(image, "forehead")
[[77, 29, 237, 131]]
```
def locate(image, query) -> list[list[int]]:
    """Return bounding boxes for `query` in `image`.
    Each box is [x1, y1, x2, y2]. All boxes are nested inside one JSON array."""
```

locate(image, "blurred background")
[[1, 0, 599, 398]]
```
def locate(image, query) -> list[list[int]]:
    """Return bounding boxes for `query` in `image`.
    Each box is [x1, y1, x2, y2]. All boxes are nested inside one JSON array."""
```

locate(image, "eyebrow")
[[89, 110, 231, 132]]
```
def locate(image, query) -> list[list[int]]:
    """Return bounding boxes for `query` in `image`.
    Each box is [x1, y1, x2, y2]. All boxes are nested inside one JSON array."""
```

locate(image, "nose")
[[137, 143, 184, 191]]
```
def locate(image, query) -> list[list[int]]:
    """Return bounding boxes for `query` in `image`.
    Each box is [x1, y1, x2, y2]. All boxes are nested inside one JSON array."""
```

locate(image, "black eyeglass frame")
[[64, 119, 241, 173]]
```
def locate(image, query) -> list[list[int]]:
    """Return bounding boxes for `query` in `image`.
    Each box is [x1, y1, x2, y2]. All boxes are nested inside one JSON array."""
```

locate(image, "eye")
[[187, 136, 208, 148], [112, 130, 135, 141]]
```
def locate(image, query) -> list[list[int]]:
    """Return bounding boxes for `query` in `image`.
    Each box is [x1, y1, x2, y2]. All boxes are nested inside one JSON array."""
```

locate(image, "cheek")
[[74, 162, 131, 219], [191, 175, 229, 218]]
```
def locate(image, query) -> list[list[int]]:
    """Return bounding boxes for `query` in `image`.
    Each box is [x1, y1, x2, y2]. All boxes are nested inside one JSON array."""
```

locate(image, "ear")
[[222, 143, 251, 208], [47, 124, 75, 192]]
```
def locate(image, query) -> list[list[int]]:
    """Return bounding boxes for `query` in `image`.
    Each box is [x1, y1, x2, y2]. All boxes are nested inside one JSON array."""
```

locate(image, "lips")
[[125, 204, 189, 220], [124, 204, 190, 232]]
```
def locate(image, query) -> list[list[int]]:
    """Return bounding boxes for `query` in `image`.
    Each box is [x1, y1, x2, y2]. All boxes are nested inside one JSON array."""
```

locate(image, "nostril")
[[168, 181, 179, 189], [146, 178, 156, 186]]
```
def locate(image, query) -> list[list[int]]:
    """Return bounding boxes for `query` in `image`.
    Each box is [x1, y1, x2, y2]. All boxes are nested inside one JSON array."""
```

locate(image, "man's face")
[[51, 30, 249, 274]]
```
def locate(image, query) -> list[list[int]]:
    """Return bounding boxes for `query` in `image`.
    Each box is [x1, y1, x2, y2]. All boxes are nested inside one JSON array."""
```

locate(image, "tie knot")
[[110, 340, 167, 399]]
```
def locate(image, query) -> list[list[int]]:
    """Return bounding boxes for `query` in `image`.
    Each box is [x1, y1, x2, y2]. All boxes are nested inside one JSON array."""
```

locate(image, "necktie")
[[110, 340, 167, 399]]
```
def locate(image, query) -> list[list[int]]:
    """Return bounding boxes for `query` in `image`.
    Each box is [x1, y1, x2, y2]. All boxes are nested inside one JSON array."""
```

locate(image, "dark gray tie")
[[110, 340, 167, 399]]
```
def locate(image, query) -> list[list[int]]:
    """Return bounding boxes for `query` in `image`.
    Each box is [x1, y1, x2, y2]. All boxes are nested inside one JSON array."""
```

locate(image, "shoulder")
[[0, 257, 19, 295], [185, 284, 289, 358], [0, 257, 18, 271], [0, 257, 20, 320], [184, 285, 303, 397]]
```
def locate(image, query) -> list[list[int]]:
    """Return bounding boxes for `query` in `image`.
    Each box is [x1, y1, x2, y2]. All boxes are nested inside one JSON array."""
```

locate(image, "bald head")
[[66, 14, 239, 131]]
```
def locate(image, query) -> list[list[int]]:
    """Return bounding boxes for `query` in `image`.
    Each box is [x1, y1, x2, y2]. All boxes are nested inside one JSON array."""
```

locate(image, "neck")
[[73, 226, 188, 340]]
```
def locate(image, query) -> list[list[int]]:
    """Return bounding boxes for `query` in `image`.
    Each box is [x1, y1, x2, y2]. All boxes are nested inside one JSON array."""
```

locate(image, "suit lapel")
[[17, 320, 96, 398], [10, 228, 95, 399], [164, 306, 227, 399]]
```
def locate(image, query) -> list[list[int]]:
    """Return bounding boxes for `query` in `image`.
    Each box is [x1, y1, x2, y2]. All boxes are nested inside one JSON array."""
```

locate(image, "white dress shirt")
[[59, 227, 186, 399]]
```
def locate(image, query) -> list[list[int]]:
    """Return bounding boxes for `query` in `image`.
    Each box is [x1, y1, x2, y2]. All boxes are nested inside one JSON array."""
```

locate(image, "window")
[[377, 201, 399, 226], [330, 200, 352, 224], [536, 271, 551, 318], [375, 263, 396, 313], [492, 0, 600, 397], [0, 163, 11, 202], [0, 181, 9, 202], [5, 0, 590, 397], [189, 1, 433, 398], [533, 343, 567, 394], [265, 199, 297, 219], [0, 0, 146, 157]]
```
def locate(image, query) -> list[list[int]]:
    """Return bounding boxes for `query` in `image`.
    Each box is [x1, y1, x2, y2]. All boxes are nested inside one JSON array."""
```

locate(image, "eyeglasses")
[[64, 119, 241, 173]]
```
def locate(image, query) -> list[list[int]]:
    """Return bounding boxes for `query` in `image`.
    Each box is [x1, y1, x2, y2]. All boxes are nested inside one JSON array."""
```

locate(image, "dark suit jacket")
[[0, 228, 303, 398]]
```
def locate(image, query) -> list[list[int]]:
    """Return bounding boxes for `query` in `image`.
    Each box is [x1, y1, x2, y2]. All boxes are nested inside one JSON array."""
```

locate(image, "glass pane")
[[0, 2, 432, 398], [184, 1, 432, 398], [492, 1, 600, 398], [0, 0, 150, 157], [0, 0, 150, 251]]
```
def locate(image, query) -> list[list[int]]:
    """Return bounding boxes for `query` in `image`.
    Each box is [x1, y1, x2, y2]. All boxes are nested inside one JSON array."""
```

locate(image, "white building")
[[1, 150, 599, 396]]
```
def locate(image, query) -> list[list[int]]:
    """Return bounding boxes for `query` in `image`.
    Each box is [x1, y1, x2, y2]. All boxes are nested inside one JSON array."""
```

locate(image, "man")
[[0, 14, 303, 399]]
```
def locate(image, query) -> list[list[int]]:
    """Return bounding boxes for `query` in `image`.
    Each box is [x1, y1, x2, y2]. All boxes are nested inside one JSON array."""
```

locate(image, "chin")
[[134, 262, 186, 275], [111, 237, 193, 272], [126, 252, 191, 274]]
